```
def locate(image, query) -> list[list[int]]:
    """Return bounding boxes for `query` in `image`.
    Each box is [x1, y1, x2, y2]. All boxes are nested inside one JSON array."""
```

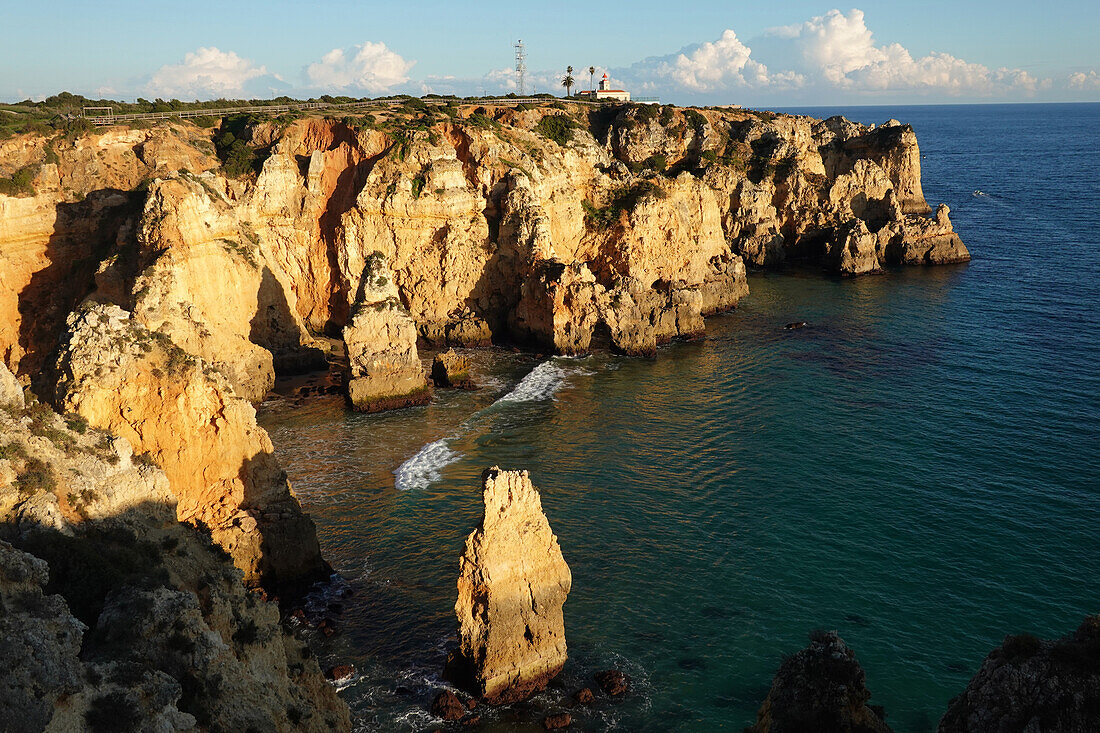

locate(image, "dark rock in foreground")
[[748, 630, 891, 733], [939, 615, 1100, 733]]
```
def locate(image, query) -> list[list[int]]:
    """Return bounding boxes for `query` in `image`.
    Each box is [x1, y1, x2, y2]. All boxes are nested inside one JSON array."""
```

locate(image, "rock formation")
[[0, 396, 349, 731], [939, 617, 1100, 732], [53, 303, 328, 595], [343, 252, 431, 411], [1, 102, 967, 404], [0, 360, 22, 409], [748, 630, 892, 733], [432, 348, 474, 389], [446, 467, 571, 703]]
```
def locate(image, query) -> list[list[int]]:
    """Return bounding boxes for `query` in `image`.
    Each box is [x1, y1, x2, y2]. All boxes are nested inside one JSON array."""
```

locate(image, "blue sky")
[[3, 1, 1098, 104]]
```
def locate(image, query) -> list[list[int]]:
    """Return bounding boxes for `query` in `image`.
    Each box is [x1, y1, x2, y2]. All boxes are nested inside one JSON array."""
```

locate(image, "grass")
[[499, 157, 532, 178]]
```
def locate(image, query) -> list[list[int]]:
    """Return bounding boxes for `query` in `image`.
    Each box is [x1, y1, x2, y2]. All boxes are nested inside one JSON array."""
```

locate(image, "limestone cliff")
[[2, 101, 966, 397], [446, 467, 571, 704], [53, 303, 328, 595], [0, 392, 349, 732]]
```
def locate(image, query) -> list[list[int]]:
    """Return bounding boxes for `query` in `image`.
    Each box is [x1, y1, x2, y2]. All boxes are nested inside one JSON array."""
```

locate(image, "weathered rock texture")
[[0, 360, 22, 409], [53, 303, 327, 594], [939, 617, 1100, 733], [0, 398, 349, 731], [343, 252, 430, 411], [431, 348, 474, 389], [1, 103, 966, 398], [447, 467, 571, 704], [749, 630, 892, 733]]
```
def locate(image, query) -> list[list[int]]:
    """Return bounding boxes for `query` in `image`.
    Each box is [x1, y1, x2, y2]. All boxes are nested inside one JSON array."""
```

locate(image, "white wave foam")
[[393, 438, 460, 491], [494, 360, 572, 404]]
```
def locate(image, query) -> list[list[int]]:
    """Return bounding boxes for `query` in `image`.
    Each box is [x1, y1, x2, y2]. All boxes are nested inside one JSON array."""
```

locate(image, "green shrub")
[[411, 175, 425, 199], [465, 112, 499, 130], [214, 115, 264, 178], [683, 109, 708, 134], [583, 180, 666, 229], [535, 114, 575, 146], [644, 153, 667, 172], [0, 165, 36, 196], [233, 618, 259, 645], [64, 414, 88, 434], [16, 457, 56, 496]]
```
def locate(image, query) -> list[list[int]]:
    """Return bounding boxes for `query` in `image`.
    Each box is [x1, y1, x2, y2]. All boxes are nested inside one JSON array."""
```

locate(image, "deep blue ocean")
[[259, 103, 1100, 732]]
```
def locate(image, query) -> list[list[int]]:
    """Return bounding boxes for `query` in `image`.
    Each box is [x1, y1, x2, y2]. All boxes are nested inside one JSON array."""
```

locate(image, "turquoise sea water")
[[259, 103, 1100, 732]]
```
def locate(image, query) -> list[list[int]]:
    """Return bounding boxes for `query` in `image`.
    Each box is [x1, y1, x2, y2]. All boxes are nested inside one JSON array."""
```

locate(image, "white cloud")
[[306, 42, 414, 94], [1068, 70, 1100, 90], [647, 30, 770, 91], [613, 8, 1053, 101], [146, 47, 273, 99], [763, 9, 1043, 96]]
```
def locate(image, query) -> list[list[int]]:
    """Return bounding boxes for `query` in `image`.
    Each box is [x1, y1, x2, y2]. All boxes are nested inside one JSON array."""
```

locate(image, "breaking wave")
[[393, 438, 460, 492], [394, 358, 593, 490], [495, 359, 581, 404]]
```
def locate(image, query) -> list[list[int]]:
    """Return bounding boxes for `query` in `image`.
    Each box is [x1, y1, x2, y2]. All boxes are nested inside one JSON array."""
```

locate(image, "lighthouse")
[[576, 73, 631, 102]]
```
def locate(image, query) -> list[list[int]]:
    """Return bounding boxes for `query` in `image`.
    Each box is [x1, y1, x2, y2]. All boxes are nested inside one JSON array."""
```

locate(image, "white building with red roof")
[[576, 73, 631, 102]]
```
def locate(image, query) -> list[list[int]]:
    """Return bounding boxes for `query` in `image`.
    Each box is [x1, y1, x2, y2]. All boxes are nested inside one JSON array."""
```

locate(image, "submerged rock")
[[343, 252, 431, 412], [446, 467, 571, 704], [595, 669, 630, 697], [939, 616, 1100, 732], [748, 630, 892, 733]]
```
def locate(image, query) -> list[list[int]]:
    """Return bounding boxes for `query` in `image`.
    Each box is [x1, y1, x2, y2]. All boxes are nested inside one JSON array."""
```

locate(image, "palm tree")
[[588, 66, 596, 91], [561, 69, 575, 97]]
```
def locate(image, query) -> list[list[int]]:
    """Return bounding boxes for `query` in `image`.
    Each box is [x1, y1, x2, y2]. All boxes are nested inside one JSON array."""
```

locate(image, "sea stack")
[[431, 348, 474, 389], [749, 630, 892, 733], [446, 467, 571, 703], [343, 252, 431, 412]]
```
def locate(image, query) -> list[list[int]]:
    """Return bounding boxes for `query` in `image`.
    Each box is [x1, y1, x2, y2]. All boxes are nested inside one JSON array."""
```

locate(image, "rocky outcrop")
[[343, 252, 430, 411], [939, 617, 1100, 732], [0, 360, 22, 409], [446, 467, 571, 704], [749, 630, 892, 733], [432, 348, 474, 389], [0, 396, 350, 732], [53, 303, 327, 595], [0, 540, 86, 733]]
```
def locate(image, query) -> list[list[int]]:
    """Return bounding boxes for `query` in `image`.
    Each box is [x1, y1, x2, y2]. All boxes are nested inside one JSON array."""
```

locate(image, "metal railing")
[[82, 96, 614, 126]]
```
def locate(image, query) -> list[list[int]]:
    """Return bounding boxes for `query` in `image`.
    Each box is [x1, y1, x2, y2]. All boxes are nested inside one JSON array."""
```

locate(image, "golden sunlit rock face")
[[447, 467, 571, 704], [0, 102, 965, 605], [54, 303, 327, 593]]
